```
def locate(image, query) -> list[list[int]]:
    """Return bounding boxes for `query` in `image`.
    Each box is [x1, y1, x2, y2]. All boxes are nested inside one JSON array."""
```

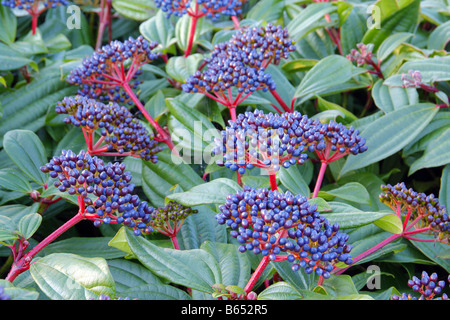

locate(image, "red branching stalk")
[[333, 201, 440, 276], [95, 0, 112, 50], [5, 196, 94, 283], [184, 1, 201, 57], [270, 89, 290, 113]]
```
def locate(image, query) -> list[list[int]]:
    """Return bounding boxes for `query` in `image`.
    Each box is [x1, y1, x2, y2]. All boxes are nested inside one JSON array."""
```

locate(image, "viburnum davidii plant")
[[0, 0, 449, 303]]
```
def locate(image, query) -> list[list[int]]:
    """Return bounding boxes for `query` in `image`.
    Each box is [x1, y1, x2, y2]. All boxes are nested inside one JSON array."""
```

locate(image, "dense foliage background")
[[0, 0, 449, 301]]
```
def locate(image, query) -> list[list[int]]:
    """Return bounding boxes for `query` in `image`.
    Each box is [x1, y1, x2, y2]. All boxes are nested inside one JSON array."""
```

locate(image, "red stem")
[[122, 82, 177, 153], [31, 14, 38, 35], [95, 0, 107, 50], [312, 161, 327, 198], [334, 234, 402, 275], [269, 172, 277, 191], [185, 4, 199, 57], [170, 234, 181, 250], [270, 89, 290, 113], [229, 105, 237, 122], [5, 212, 85, 282], [244, 255, 270, 293], [231, 15, 240, 29]]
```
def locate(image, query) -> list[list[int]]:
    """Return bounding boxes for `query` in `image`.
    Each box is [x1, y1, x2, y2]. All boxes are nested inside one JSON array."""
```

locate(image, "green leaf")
[[408, 126, 450, 175], [0, 285, 39, 300], [373, 214, 403, 234], [111, 0, 155, 21], [270, 259, 316, 293], [17, 213, 42, 239], [107, 258, 165, 293], [258, 282, 303, 300], [324, 202, 391, 229], [319, 182, 371, 205], [201, 241, 251, 288], [286, 2, 337, 43], [0, 67, 77, 147], [120, 283, 192, 300], [278, 166, 310, 197], [376, 32, 414, 62], [139, 9, 175, 51], [409, 234, 450, 273], [362, 0, 420, 50], [293, 55, 366, 103], [167, 178, 242, 207], [165, 54, 203, 83], [384, 55, 450, 87], [0, 43, 36, 71], [315, 95, 358, 123], [428, 20, 450, 51], [175, 13, 205, 52], [0, 228, 18, 243], [0, 168, 32, 193], [141, 149, 204, 207], [108, 227, 135, 257], [43, 237, 125, 260], [402, 111, 450, 156], [320, 274, 358, 296], [246, 0, 285, 22], [309, 197, 332, 212], [371, 79, 418, 113], [439, 164, 450, 212], [340, 103, 438, 176], [30, 253, 116, 300], [176, 205, 227, 250], [166, 97, 220, 156], [281, 59, 318, 73], [0, 5, 17, 44], [124, 228, 220, 293], [3, 130, 48, 185], [339, 5, 367, 55]]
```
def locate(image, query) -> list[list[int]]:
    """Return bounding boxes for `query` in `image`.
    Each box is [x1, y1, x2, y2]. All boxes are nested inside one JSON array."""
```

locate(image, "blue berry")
[[55, 95, 162, 162], [213, 109, 323, 174], [216, 186, 352, 274], [392, 271, 449, 300], [380, 183, 449, 243], [155, 0, 244, 20], [66, 36, 160, 105], [0, 286, 11, 300], [40, 149, 154, 236], [1, 0, 69, 9]]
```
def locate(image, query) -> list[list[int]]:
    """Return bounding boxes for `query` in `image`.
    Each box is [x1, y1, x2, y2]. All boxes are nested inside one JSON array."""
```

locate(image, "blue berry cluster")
[[207, 23, 296, 67], [392, 272, 449, 300], [154, 0, 244, 20], [182, 24, 295, 98], [40, 149, 155, 236], [154, 0, 189, 17], [197, 0, 244, 20], [0, 0, 69, 10], [0, 286, 11, 300], [55, 95, 162, 162], [317, 120, 368, 156], [182, 61, 276, 96], [380, 183, 449, 243], [66, 36, 160, 104], [213, 109, 324, 174], [216, 186, 353, 278]]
